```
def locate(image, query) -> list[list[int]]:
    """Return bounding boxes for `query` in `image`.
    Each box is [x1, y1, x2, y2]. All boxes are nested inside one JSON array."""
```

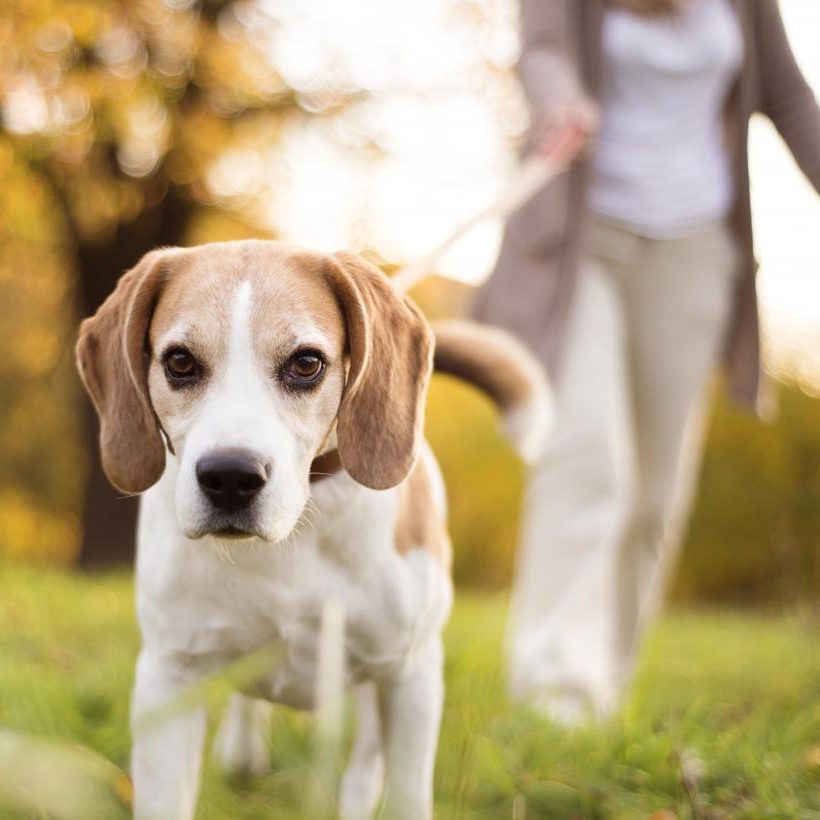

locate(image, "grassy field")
[[1, 566, 820, 819]]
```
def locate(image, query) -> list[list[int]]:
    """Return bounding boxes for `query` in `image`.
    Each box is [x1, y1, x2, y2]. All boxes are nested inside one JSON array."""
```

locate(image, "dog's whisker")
[[205, 536, 235, 566], [300, 505, 319, 533], [221, 541, 235, 565], [297, 501, 320, 539]]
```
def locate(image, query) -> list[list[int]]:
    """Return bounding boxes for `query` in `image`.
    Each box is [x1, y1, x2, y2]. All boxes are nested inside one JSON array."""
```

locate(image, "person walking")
[[474, 0, 820, 722]]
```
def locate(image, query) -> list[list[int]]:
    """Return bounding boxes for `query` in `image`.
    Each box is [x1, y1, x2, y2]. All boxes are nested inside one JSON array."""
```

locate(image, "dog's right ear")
[[324, 251, 434, 491], [76, 248, 178, 495]]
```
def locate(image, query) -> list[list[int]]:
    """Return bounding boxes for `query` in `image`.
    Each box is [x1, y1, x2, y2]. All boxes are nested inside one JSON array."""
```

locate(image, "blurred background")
[[1, 0, 819, 605]]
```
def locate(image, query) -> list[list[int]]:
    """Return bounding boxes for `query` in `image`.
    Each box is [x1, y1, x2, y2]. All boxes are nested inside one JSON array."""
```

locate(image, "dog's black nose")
[[196, 450, 269, 513]]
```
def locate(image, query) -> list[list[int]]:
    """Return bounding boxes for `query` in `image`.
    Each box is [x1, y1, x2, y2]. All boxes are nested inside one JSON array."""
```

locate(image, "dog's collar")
[[309, 449, 343, 483]]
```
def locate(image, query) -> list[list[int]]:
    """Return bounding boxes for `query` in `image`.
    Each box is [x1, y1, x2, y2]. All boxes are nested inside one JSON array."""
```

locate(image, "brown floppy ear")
[[75, 248, 177, 495], [326, 251, 434, 490]]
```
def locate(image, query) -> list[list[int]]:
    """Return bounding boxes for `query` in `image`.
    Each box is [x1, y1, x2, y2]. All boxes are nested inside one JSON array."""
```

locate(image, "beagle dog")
[[76, 240, 549, 820]]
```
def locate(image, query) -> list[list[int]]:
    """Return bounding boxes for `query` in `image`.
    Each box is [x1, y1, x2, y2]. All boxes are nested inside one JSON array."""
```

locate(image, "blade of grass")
[[304, 598, 347, 819]]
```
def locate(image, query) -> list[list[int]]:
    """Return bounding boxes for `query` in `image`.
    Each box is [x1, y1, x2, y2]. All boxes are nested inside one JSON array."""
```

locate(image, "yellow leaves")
[[0, 491, 81, 565], [0, 167, 83, 564], [805, 745, 820, 770], [62, 1, 109, 47], [196, 23, 284, 102], [10, 326, 60, 378], [0, 139, 15, 175], [53, 126, 94, 168], [68, 174, 121, 242]]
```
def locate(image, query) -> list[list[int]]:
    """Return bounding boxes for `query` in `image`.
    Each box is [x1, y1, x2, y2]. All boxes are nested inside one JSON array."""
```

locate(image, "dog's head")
[[76, 241, 433, 543]]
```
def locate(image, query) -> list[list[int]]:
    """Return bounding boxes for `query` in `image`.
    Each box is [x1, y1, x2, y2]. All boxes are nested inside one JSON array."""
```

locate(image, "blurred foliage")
[[0, 0, 307, 237], [0, 144, 83, 563], [677, 379, 820, 605], [426, 363, 820, 604], [427, 375, 525, 588]]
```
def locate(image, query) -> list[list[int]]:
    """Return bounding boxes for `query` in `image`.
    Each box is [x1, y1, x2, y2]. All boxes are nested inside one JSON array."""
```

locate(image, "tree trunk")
[[76, 181, 191, 568], [78, 410, 141, 569]]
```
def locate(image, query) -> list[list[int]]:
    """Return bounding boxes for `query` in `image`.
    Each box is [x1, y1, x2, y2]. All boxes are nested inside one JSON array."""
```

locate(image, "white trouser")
[[508, 217, 740, 718]]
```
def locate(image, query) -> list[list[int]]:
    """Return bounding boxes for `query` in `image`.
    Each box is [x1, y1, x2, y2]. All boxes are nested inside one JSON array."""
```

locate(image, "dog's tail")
[[432, 320, 552, 465]]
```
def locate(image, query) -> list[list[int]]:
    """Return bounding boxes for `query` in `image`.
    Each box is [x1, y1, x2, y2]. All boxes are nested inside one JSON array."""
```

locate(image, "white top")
[[589, 0, 743, 237]]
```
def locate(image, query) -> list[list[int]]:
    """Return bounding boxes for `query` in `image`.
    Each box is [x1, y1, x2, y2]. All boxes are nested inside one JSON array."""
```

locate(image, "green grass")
[[1, 566, 820, 818]]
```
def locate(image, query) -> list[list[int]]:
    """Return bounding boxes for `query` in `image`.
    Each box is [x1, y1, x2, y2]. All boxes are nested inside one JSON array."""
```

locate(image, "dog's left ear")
[[76, 248, 178, 495], [326, 251, 434, 490]]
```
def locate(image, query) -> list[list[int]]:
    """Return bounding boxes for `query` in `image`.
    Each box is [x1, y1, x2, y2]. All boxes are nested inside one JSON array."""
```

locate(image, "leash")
[[390, 125, 586, 295]]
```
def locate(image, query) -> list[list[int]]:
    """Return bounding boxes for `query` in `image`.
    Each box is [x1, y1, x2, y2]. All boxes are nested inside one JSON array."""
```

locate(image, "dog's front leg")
[[378, 638, 444, 820], [130, 649, 208, 820], [339, 681, 385, 820]]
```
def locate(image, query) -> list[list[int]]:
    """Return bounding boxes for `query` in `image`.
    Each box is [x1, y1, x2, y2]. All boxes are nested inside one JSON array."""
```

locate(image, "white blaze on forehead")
[[208, 278, 271, 424], [228, 279, 255, 371]]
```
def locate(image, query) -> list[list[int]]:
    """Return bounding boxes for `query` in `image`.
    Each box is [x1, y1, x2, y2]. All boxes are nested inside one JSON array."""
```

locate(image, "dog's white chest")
[[136, 480, 451, 711], [233, 559, 434, 709]]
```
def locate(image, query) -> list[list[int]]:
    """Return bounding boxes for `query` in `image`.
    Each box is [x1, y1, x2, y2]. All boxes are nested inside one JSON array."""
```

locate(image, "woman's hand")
[[533, 97, 600, 160]]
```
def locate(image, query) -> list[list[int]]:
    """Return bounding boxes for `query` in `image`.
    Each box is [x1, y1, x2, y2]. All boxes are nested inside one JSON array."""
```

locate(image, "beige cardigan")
[[473, 0, 820, 408]]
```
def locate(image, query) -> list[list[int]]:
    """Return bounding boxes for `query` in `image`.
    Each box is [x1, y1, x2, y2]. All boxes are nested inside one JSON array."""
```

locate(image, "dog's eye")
[[283, 351, 325, 389], [164, 349, 199, 385]]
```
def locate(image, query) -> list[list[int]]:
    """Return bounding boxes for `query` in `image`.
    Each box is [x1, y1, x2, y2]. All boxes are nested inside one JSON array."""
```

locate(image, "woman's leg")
[[507, 253, 635, 721], [613, 224, 740, 689]]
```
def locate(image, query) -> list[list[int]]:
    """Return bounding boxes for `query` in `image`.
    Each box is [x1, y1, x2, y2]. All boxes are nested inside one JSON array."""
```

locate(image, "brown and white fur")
[[76, 240, 549, 820]]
